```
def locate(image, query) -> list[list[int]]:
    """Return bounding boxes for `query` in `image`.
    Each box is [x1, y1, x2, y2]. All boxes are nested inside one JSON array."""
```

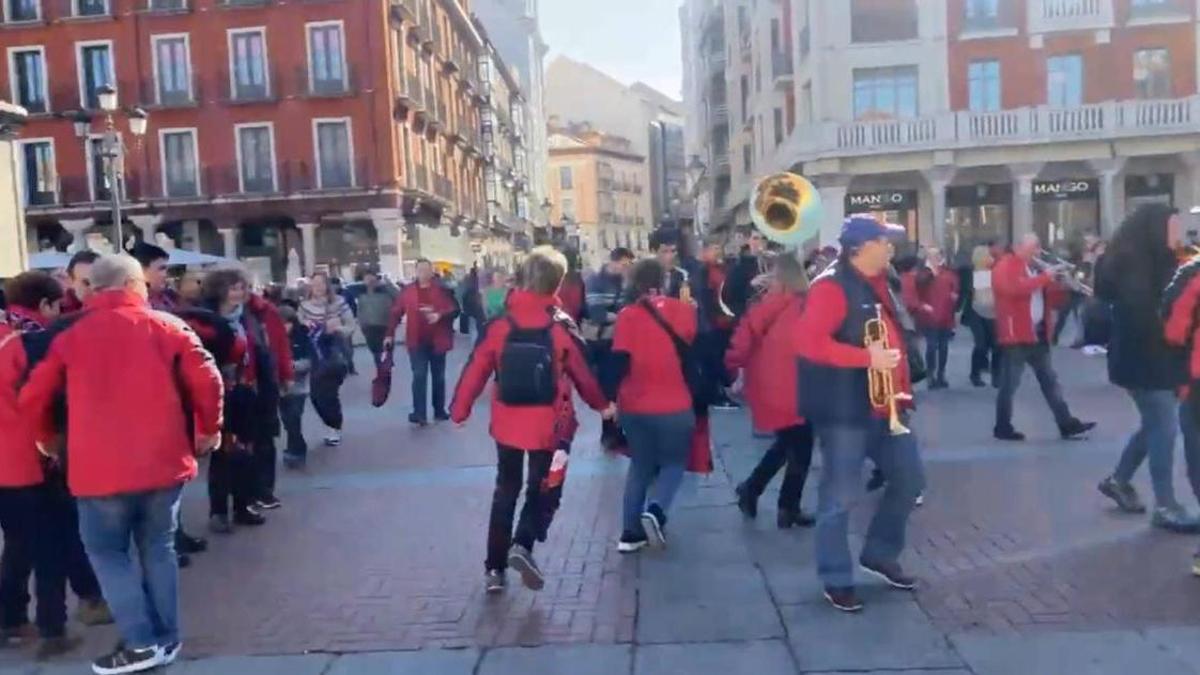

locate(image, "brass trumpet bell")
[[749, 172, 823, 249]]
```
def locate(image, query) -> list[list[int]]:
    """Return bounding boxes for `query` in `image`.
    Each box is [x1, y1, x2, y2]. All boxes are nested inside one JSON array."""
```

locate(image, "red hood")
[[505, 289, 560, 324]]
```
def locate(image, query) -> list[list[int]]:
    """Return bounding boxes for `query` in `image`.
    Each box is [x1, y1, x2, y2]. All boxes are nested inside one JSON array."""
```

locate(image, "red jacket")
[[18, 290, 224, 498], [992, 253, 1055, 346], [613, 296, 698, 415], [246, 294, 294, 385], [902, 266, 959, 330], [386, 280, 460, 354], [1164, 257, 1200, 381], [724, 289, 805, 432], [558, 273, 585, 324], [0, 324, 46, 488], [450, 289, 607, 450]]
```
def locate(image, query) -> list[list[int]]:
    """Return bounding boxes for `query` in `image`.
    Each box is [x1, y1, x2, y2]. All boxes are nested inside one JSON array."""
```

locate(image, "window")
[[307, 21, 347, 95], [76, 41, 114, 110], [236, 123, 276, 193], [314, 119, 353, 189], [75, 0, 106, 16], [742, 144, 752, 174], [152, 35, 192, 105], [852, 66, 918, 119], [1046, 54, 1083, 107], [149, 0, 186, 9], [160, 129, 199, 197], [1130, 0, 1179, 16], [87, 137, 111, 201], [1133, 48, 1171, 99], [561, 196, 574, 220], [4, 0, 39, 22], [964, 0, 999, 28], [18, 140, 55, 206], [228, 28, 269, 101], [968, 60, 1001, 112], [559, 166, 572, 189], [773, 107, 784, 146], [851, 0, 918, 43], [8, 47, 47, 113]]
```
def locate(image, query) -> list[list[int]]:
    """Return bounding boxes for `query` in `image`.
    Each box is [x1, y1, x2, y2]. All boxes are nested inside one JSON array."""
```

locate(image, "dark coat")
[[1096, 253, 1186, 390]]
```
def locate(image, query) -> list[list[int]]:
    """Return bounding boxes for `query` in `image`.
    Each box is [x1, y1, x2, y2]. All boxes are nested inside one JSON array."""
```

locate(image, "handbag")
[[371, 351, 394, 408], [639, 300, 713, 412]]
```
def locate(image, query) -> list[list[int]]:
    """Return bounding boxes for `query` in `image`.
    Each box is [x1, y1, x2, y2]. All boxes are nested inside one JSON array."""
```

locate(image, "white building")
[[0, 102, 28, 278]]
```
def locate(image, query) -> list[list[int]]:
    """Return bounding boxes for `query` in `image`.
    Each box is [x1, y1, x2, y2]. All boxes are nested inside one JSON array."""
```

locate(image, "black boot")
[[777, 508, 815, 529], [735, 483, 758, 519]]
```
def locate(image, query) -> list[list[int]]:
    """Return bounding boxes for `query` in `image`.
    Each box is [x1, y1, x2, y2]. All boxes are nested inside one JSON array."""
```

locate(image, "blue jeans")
[[815, 420, 925, 588], [923, 328, 952, 383], [77, 485, 183, 649], [620, 411, 695, 535], [1181, 402, 1200, 504], [409, 345, 446, 421], [1113, 388, 1181, 508]]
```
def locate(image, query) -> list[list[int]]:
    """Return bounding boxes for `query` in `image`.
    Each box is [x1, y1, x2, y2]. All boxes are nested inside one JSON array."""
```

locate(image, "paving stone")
[[325, 649, 480, 675], [174, 654, 335, 674], [479, 644, 632, 675], [635, 640, 795, 675], [784, 599, 962, 672], [952, 630, 1198, 675], [1145, 626, 1200, 668]]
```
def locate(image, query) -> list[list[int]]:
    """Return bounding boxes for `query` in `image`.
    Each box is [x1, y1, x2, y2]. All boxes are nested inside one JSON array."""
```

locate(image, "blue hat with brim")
[[839, 215, 906, 249]]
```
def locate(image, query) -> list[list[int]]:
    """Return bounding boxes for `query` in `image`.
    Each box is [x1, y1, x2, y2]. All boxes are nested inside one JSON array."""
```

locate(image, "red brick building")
[[2, 0, 494, 281]]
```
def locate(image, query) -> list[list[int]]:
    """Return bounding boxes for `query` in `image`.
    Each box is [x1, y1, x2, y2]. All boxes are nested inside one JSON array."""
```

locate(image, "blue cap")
[[838, 215, 906, 249]]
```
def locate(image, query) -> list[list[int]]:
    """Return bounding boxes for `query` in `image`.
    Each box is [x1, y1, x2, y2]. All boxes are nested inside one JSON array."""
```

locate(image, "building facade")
[[0, 101, 28, 278], [682, 0, 1200, 261], [545, 123, 650, 270], [0, 0, 539, 281]]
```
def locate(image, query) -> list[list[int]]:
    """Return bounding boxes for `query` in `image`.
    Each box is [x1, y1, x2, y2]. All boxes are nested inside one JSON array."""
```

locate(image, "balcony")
[[298, 65, 358, 98], [220, 0, 271, 7], [389, 0, 417, 22], [145, 0, 188, 11], [709, 104, 729, 128], [771, 50, 793, 88], [62, 0, 111, 18], [1028, 0, 1113, 34], [140, 75, 201, 108], [769, 96, 1200, 168]]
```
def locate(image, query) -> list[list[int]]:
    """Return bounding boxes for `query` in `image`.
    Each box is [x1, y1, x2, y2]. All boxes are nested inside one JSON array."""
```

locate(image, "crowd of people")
[[1, 203, 1199, 672]]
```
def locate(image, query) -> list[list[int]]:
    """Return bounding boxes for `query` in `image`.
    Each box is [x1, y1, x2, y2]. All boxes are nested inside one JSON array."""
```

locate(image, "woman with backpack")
[[301, 273, 356, 447], [609, 258, 699, 553]]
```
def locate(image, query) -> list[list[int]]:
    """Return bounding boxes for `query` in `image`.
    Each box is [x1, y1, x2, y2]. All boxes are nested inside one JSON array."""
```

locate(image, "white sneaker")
[[160, 642, 182, 665], [323, 430, 341, 447], [915, 493, 925, 507]]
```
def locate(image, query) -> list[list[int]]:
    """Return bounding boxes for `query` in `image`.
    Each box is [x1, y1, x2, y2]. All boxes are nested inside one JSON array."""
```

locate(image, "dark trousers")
[[310, 375, 344, 431], [923, 328, 952, 383], [1054, 292, 1084, 345], [208, 449, 255, 516], [968, 317, 999, 382], [409, 345, 447, 421], [741, 424, 814, 510], [0, 485, 72, 637], [361, 325, 390, 368], [254, 436, 277, 500], [280, 395, 308, 459], [696, 328, 733, 390], [486, 446, 552, 572], [995, 343, 1073, 432]]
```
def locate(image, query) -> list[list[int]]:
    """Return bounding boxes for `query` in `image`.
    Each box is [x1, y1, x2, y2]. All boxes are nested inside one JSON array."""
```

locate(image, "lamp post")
[[559, 214, 579, 252], [72, 84, 148, 253]]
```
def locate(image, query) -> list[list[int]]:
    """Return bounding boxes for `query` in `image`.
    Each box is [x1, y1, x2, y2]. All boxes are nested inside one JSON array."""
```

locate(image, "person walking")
[[795, 216, 925, 613], [301, 273, 355, 446], [727, 254, 815, 529], [449, 247, 612, 593], [903, 247, 958, 389], [609, 258, 698, 553], [1163, 251, 1200, 574], [482, 269, 510, 321], [1098, 204, 1199, 532], [964, 245, 999, 387], [992, 234, 1095, 441], [278, 305, 313, 469], [384, 259, 460, 426], [19, 255, 223, 674], [353, 270, 399, 371]]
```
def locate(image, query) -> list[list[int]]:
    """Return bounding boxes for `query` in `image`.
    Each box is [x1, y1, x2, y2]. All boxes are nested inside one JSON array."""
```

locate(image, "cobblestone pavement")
[[3, 336, 1199, 673]]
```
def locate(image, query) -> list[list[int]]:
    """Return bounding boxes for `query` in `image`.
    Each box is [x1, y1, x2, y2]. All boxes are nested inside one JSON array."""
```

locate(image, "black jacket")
[[1096, 253, 1186, 390]]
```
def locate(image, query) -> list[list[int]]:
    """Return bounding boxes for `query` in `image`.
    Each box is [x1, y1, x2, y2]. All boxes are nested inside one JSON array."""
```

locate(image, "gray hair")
[[89, 254, 145, 292]]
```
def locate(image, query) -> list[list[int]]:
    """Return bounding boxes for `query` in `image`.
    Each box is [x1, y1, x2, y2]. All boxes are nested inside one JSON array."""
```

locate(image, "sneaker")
[[711, 398, 740, 411], [208, 514, 232, 534], [866, 469, 886, 492], [506, 544, 545, 591], [323, 431, 341, 447], [915, 493, 925, 507], [433, 411, 450, 422], [859, 559, 917, 590], [255, 496, 282, 511], [484, 570, 506, 594], [734, 482, 758, 519], [175, 531, 207, 554], [176, 553, 190, 569], [777, 508, 815, 529], [1098, 476, 1146, 514], [408, 413, 428, 427], [1060, 419, 1096, 440], [91, 645, 162, 675], [823, 586, 864, 613], [617, 532, 648, 554], [75, 598, 114, 626], [35, 634, 82, 660], [993, 427, 1026, 441], [282, 453, 306, 469], [160, 642, 181, 666], [641, 504, 667, 549], [232, 509, 266, 527], [1151, 505, 1200, 534]]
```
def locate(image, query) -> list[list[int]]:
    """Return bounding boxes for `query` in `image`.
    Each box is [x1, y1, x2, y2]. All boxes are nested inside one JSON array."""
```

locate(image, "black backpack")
[[496, 316, 557, 406]]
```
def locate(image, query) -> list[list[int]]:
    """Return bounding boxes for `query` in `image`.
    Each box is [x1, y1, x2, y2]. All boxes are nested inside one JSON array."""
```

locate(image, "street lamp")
[[73, 86, 149, 252]]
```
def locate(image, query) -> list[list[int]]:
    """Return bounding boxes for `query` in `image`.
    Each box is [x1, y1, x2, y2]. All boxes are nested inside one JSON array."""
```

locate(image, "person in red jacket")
[[59, 250, 99, 314], [610, 258, 699, 553], [726, 254, 814, 529], [1162, 252, 1200, 573], [450, 247, 612, 594], [903, 247, 959, 389], [385, 258, 461, 425], [991, 234, 1094, 441], [19, 254, 223, 674], [794, 216, 924, 613]]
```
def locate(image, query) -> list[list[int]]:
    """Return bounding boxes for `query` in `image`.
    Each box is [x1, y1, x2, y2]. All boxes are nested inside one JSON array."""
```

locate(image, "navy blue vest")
[[797, 263, 902, 426]]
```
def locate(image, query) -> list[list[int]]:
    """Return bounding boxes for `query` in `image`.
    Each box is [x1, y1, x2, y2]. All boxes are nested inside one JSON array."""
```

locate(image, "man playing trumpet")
[[796, 216, 925, 613]]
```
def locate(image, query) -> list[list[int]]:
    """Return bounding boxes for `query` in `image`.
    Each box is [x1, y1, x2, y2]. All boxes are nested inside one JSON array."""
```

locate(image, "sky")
[[540, 0, 684, 100]]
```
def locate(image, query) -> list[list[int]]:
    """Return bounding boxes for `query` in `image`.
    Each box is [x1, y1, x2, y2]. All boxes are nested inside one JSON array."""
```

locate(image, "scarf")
[[3, 306, 47, 333]]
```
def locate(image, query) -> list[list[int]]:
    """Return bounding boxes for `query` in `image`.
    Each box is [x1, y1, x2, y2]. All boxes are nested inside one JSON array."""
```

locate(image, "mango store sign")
[[1032, 179, 1098, 201]]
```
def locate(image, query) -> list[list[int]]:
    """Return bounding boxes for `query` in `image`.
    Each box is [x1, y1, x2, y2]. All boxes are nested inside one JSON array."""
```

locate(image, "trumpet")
[[675, 265, 692, 305], [865, 304, 912, 436], [1033, 249, 1093, 297]]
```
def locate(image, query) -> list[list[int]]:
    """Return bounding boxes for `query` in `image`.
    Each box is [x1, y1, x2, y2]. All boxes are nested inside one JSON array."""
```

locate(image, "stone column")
[[816, 179, 848, 247], [1091, 158, 1127, 237], [1011, 163, 1043, 243], [128, 214, 162, 246], [923, 167, 954, 248], [218, 228, 238, 259], [60, 218, 94, 253], [298, 222, 319, 276], [369, 208, 405, 280]]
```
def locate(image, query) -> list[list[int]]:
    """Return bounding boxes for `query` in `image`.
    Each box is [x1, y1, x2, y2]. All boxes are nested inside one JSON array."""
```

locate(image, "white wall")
[[0, 139, 27, 277]]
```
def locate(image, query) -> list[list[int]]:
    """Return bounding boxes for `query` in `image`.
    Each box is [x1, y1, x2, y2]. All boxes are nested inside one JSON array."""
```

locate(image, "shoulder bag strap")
[[639, 299, 690, 360]]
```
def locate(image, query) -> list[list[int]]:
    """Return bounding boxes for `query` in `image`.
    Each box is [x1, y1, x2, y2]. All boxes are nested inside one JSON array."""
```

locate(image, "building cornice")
[[0, 101, 28, 140]]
